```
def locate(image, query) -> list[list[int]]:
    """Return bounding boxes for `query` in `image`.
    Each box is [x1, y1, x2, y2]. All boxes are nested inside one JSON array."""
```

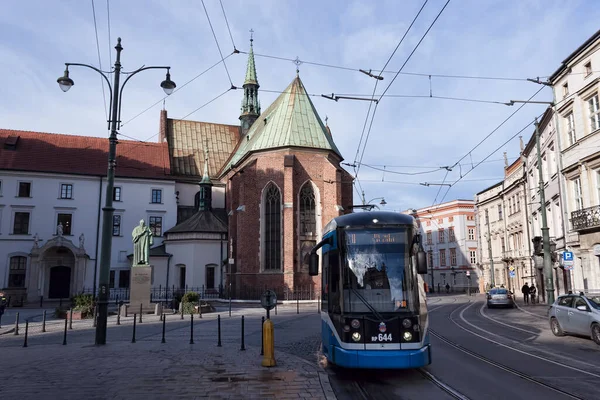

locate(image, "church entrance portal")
[[49, 266, 71, 299]]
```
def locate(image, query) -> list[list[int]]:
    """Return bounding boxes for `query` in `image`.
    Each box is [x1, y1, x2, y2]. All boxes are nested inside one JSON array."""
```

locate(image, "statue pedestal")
[[123, 266, 153, 316]]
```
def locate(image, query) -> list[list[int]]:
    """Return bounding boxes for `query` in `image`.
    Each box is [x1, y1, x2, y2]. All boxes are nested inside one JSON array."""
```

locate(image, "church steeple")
[[239, 30, 260, 136], [199, 146, 213, 211]]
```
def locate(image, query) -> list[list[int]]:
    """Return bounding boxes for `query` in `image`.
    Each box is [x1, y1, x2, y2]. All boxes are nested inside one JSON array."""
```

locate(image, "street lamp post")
[[57, 38, 176, 345]]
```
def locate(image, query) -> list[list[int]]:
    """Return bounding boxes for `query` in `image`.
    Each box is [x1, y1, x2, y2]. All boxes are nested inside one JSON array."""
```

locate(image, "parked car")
[[486, 288, 515, 308], [549, 294, 600, 345]]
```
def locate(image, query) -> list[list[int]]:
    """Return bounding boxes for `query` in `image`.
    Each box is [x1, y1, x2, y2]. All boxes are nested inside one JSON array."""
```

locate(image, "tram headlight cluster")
[[402, 318, 412, 329], [352, 332, 361, 342], [343, 325, 351, 333], [351, 319, 360, 329], [402, 331, 413, 341]]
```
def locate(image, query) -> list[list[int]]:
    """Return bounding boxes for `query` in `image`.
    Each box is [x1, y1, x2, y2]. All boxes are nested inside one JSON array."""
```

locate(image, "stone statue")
[[57, 223, 63, 236], [79, 233, 85, 249], [132, 219, 153, 266], [33, 233, 39, 248]]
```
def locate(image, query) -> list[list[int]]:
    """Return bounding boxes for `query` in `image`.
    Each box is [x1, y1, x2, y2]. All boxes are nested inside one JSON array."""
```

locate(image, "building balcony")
[[571, 205, 600, 231]]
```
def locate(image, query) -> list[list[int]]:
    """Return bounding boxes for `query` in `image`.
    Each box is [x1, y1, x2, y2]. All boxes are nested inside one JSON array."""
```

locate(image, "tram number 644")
[[372, 334, 393, 342]]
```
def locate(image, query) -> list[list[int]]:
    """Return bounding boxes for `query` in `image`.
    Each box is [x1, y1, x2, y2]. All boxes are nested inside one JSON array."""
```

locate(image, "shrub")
[[181, 292, 199, 303], [71, 293, 94, 315]]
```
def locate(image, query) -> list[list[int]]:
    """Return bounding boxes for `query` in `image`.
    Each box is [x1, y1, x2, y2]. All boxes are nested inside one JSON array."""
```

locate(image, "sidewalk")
[[0, 339, 335, 399], [513, 296, 552, 318]]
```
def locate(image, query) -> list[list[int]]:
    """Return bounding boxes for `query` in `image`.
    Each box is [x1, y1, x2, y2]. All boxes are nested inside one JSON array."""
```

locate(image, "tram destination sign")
[[347, 230, 406, 245]]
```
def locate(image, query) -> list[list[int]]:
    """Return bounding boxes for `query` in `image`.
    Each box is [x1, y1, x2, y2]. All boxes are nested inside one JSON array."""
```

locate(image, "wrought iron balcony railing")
[[571, 205, 600, 231]]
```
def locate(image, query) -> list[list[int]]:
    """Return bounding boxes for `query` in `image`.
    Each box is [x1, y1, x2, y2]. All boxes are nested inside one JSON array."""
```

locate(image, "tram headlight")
[[413, 324, 420, 332], [351, 319, 360, 329], [402, 318, 412, 329], [343, 325, 351, 333], [403, 331, 413, 341], [352, 332, 361, 342]]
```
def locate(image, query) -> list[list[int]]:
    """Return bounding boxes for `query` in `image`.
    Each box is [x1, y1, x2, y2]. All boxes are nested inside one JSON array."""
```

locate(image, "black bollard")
[[69, 308, 73, 330], [217, 314, 222, 347], [318, 295, 321, 314], [139, 304, 143, 323], [275, 303, 277, 316], [261, 316, 265, 356], [189, 314, 194, 344], [93, 304, 97, 328], [59, 298, 62, 309], [132, 314, 137, 343], [180, 306, 184, 320], [42, 310, 47, 333], [117, 311, 121, 326], [297, 294, 299, 314], [229, 296, 232, 317], [14, 312, 20, 336], [161, 315, 166, 344], [39, 295, 43, 308], [198, 302, 202, 319], [23, 321, 28, 348], [62, 318, 67, 345], [240, 315, 245, 351]]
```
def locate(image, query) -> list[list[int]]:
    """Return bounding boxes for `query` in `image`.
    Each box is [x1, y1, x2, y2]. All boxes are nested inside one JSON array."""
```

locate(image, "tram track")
[[430, 299, 588, 400]]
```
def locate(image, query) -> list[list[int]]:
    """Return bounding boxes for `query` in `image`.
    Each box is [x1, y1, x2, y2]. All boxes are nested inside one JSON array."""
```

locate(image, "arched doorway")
[[49, 266, 71, 299]]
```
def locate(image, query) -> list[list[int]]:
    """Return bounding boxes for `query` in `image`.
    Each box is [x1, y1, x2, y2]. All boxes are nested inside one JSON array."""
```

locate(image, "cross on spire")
[[293, 56, 302, 75], [249, 28, 254, 44]]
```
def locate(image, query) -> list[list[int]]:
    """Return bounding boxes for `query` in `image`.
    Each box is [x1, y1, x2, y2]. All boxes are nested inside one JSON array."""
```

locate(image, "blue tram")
[[308, 211, 431, 369]]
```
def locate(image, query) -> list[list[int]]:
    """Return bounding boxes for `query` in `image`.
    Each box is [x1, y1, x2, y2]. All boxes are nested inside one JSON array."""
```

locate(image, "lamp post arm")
[[65, 63, 114, 127], [117, 66, 171, 129]]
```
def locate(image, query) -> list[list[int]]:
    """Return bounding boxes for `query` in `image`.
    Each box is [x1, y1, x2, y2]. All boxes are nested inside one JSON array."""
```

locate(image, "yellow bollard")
[[261, 318, 276, 367]]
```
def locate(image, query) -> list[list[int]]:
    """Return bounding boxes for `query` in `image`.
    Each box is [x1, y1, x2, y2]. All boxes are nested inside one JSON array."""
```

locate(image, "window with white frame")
[[549, 145, 557, 176], [439, 249, 446, 267], [573, 178, 583, 211], [8, 256, 27, 287], [585, 61, 592, 76], [149, 216, 162, 236], [589, 94, 600, 132], [13, 212, 30, 234], [565, 113, 576, 146], [469, 250, 477, 264], [112, 215, 122, 236], [563, 82, 569, 96], [426, 231, 432, 245], [60, 184, 73, 199], [18, 182, 31, 197], [498, 204, 503, 220], [113, 187, 122, 202], [468, 228, 475, 241], [450, 248, 457, 266], [151, 189, 162, 204], [438, 229, 445, 243], [57, 213, 72, 235], [448, 227, 455, 242]]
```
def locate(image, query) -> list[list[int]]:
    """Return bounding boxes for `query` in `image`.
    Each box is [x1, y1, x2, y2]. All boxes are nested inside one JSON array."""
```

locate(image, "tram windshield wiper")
[[349, 288, 386, 322]]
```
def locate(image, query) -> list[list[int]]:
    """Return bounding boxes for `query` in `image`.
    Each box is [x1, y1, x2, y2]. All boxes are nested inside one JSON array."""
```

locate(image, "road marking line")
[[452, 302, 600, 379], [514, 302, 547, 320], [479, 302, 538, 335]]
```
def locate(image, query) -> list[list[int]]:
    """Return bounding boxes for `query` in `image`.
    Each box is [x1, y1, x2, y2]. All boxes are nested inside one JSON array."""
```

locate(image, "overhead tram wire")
[[202, 0, 234, 87], [219, 0, 237, 51], [435, 112, 544, 206], [426, 84, 546, 201], [353, 0, 430, 186], [355, 0, 452, 182], [118, 87, 234, 157], [120, 54, 234, 128], [91, 0, 109, 122]]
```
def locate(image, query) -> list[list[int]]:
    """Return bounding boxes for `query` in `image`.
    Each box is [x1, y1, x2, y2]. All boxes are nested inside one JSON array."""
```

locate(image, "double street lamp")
[[57, 37, 176, 345]]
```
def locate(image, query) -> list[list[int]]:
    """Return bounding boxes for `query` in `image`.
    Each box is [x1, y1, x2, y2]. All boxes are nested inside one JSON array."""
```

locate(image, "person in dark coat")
[[529, 284, 537, 304], [521, 283, 530, 304]]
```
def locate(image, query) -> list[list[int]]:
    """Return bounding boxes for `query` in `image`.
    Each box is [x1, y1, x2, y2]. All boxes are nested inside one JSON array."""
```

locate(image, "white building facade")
[[0, 130, 176, 303], [412, 200, 480, 293], [550, 29, 600, 292]]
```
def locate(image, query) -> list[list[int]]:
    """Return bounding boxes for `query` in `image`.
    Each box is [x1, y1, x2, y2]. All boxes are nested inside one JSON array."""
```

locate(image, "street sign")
[[509, 265, 515, 272], [564, 262, 574, 270], [563, 251, 574, 261], [509, 270, 516, 278], [260, 290, 277, 311]]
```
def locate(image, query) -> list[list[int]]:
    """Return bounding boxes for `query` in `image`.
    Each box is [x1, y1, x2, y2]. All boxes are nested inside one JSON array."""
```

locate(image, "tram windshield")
[[342, 227, 415, 313]]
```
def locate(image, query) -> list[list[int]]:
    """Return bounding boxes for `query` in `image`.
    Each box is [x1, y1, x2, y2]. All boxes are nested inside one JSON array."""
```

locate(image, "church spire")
[[240, 30, 260, 137], [199, 145, 213, 211]]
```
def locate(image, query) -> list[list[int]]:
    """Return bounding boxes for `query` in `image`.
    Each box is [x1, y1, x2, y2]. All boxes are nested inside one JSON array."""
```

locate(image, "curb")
[[283, 349, 337, 400]]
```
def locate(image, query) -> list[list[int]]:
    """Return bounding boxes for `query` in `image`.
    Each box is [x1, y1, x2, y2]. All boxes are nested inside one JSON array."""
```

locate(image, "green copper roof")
[[244, 41, 258, 86], [226, 75, 343, 170]]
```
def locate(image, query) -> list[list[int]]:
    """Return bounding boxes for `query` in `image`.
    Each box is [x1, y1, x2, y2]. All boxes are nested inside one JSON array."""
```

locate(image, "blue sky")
[[2, 0, 599, 211]]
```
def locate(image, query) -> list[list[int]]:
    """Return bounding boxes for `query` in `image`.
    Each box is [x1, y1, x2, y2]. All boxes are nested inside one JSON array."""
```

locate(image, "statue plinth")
[[123, 265, 153, 316]]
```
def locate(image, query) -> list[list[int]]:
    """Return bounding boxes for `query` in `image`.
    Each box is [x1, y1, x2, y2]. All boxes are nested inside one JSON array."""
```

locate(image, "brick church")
[[160, 38, 354, 298]]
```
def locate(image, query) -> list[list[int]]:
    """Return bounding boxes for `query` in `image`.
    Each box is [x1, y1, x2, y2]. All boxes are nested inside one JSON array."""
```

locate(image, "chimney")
[[159, 109, 168, 143]]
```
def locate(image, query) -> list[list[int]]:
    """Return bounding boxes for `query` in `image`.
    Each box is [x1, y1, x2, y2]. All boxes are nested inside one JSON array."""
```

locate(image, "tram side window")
[[321, 252, 329, 311], [329, 250, 341, 314]]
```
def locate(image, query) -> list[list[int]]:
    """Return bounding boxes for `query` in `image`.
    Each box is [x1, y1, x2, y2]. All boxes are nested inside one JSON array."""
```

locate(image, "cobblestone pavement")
[[1, 305, 336, 400]]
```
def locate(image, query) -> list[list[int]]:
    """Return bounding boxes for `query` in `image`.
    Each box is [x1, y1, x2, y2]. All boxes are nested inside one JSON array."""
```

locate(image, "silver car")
[[549, 294, 600, 345], [486, 288, 515, 308]]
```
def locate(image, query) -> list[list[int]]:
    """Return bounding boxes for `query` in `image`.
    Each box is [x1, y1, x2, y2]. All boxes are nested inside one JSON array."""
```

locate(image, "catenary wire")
[[106, 0, 112, 67], [120, 54, 233, 127], [91, 0, 108, 122], [219, 0, 236, 50], [202, 0, 233, 86]]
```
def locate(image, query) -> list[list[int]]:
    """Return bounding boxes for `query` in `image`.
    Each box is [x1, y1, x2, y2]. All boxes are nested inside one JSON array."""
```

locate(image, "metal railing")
[[571, 205, 600, 231]]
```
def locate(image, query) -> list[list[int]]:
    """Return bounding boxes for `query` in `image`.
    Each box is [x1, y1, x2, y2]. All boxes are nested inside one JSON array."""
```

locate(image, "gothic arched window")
[[263, 183, 281, 270], [299, 183, 316, 236]]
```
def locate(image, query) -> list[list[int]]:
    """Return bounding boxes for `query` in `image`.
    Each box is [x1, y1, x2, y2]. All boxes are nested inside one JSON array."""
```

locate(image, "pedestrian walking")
[[445, 283, 450, 293], [521, 282, 530, 304], [529, 284, 537, 304]]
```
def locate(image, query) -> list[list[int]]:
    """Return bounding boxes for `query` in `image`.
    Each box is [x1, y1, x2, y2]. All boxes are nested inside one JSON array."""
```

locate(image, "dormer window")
[[563, 82, 569, 96]]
